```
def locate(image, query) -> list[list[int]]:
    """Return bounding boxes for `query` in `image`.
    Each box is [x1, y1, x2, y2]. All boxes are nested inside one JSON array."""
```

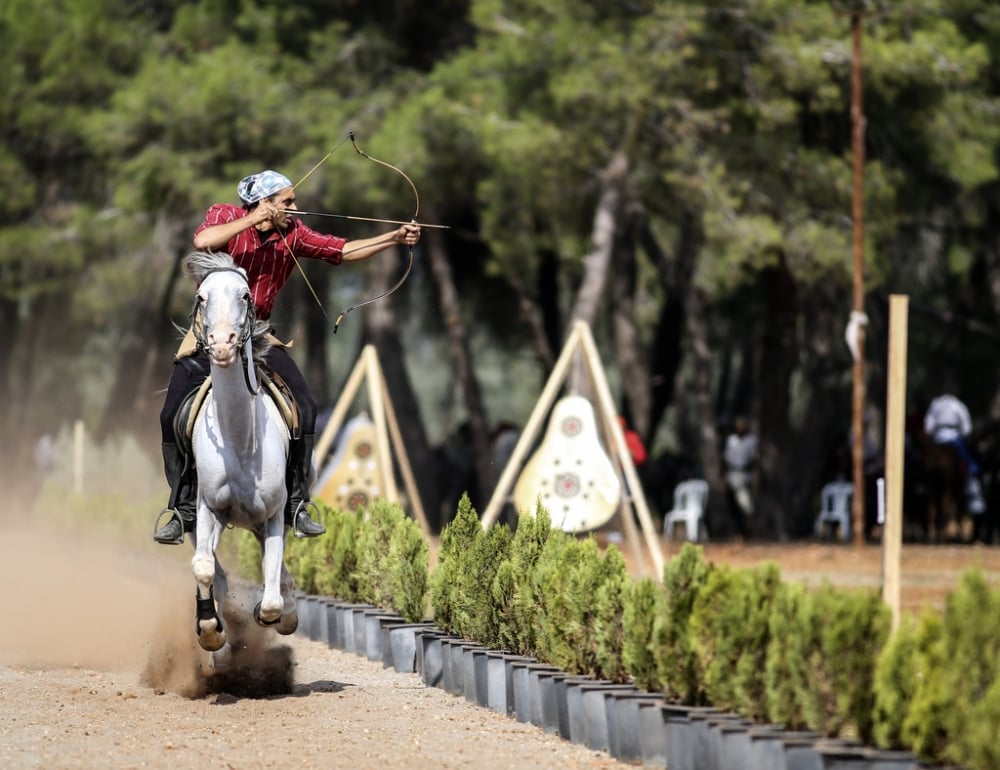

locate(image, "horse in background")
[[184, 252, 299, 663], [920, 435, 971, 542]]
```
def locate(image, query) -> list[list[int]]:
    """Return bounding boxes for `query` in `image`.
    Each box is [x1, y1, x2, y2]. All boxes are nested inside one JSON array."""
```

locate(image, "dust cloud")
[[0, 515, 295, 700]]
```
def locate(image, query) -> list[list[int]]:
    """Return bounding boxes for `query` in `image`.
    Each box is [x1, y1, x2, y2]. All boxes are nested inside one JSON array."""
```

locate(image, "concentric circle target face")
[[561, 416, 583, 437], [513, 395, 622, 533], [554, 473, 581, 498]]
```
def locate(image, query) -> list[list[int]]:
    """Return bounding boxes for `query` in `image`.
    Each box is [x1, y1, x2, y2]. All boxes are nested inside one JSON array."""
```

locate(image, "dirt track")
[[3, 520, 998, 769], [0, 524, 624, 769]]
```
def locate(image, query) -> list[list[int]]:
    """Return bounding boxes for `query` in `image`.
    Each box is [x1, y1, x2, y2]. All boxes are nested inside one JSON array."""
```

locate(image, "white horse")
[[183, 251, 298, 658]]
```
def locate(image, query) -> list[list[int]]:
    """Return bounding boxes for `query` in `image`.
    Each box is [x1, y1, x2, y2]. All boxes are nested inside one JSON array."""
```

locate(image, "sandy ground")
[[0, 523, 626, 770], [2, 516, 998, 770]]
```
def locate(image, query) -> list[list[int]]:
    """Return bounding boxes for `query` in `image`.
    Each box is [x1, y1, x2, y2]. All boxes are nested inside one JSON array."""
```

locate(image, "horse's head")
[[184, 252, 258, 369]]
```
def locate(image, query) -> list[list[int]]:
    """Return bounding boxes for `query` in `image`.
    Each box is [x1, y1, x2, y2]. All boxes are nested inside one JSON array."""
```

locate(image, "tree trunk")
[[362, 245, 439, 528], [755, 259, 800, 539], [96, 214, 186, 448], [685, 286, 726, 535], [568, 152, 629, 394], [424, 208, 493, 511], [645, 210, 701, 440], [610, 214, 651, 437]]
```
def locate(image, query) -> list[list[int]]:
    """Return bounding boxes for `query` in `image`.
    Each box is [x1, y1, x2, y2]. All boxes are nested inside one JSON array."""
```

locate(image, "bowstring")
[[331, 132, 420, 333], [279, 131, 418, 335]]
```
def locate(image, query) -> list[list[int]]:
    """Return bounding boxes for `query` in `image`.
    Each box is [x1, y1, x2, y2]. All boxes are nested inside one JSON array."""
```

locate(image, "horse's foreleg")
[[192, 506, 226, 651], [273, 561, 299, 636], [255, 516, 285, 626]]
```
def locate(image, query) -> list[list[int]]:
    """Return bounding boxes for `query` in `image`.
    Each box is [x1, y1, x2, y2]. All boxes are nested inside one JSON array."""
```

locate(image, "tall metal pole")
[[850, 10, 867, 548]]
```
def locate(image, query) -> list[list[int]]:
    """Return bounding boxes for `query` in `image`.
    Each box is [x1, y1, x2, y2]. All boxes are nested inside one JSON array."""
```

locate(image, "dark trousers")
[[159, 345, 318, 443]]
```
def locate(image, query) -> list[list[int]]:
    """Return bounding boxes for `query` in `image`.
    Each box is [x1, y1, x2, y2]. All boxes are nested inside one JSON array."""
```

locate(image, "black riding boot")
[[153, 442, 197, 545], [286, 433, 325, 538]]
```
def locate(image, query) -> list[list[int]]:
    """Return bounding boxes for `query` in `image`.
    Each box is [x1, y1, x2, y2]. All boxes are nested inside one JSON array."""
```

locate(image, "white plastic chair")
[[663, 480, 709, 541], [814, 481, 854, 542]]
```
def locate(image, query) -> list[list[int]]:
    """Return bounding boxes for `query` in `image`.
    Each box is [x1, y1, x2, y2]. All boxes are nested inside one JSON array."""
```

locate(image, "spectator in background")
[[617, 415, 647, 467], [723, 416, 758, 538]]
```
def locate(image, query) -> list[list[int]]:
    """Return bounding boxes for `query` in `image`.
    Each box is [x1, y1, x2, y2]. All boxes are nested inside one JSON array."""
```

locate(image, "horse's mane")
[[183, 250, 243, 283], [182, 251, 272, 359]]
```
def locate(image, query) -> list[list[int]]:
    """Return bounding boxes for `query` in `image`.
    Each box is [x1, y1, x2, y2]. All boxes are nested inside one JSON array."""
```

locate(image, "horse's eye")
[[197, 293, 206, 304], [243, 292, 251, 304]]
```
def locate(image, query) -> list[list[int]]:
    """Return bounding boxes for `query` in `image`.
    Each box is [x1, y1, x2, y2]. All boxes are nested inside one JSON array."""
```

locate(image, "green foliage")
[[808, 583, 891, 742], [533, 533, 622, 678], [457, 520, 513, 645], [621, 576, 664, 692], [491, 503, 554, 655], [319, 507, 365, 602], [689, 562, 783, 721], [356, 500, 407, 610], [872, 612, 925, 750], [385, 511, 431, 623], [897, 610, 949, 760], [239, 500, 428, 620], [654, 543, 713, 704], [592, 545, 632, 683], [353, 500, 431, 620], [902, 569, 1000, 769], [765, 580, 812, 730], [429, 493, 483, 634]]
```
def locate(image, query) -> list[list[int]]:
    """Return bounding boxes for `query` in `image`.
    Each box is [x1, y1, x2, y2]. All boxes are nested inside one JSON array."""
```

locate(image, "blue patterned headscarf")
[[236, 170, 293, 205]]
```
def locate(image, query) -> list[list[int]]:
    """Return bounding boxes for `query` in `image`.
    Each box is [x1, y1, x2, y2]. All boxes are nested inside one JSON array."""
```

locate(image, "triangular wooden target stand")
[[481, 320, 664, 577], [314, 345, 432, 538]]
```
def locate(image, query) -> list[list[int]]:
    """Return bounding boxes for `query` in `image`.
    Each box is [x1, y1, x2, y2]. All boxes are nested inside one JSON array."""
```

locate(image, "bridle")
[[189, 267, 261, 394]]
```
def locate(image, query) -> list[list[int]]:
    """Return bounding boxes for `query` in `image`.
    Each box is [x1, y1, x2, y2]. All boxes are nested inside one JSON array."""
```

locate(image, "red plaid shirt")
[[193, 203, 347, 319]]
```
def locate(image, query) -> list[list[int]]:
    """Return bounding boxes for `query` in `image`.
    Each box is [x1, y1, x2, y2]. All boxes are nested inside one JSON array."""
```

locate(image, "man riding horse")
[[154, 170, 421, 544]]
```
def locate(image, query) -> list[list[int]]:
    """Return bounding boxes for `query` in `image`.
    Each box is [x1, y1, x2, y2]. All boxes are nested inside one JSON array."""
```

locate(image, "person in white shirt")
[[923, 393, 985, 515], [723, 416, 758, 537]]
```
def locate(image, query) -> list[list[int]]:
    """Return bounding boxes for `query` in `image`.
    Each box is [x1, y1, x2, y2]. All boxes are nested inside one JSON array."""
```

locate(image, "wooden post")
[[73, 419, 85, 494], [883, 295, 908, 632], [849, 8, 868, 548]]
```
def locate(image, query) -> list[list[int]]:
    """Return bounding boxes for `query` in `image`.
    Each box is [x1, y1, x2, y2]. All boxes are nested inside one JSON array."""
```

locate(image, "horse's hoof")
[[209, 643, 233, 670], [197, 619, 227, 652], [253, 601, 281, 627], [275, 611, 298, 636]]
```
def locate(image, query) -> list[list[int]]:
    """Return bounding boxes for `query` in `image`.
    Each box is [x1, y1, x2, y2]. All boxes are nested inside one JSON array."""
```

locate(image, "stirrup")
[[153, 508, 186, 545], [292, 501, 326, 539]]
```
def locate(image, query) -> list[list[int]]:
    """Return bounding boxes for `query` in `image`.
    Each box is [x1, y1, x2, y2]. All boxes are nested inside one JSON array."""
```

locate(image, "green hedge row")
[[243, 494, 1000, 769], [236, 498, 429, 623]]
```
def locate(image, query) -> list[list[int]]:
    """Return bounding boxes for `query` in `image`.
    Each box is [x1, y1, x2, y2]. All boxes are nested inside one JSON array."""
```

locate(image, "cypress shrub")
[[765, 580, 812, 730], [872, 612, 924, 750], [962, 675, 1000, 770], [622, 576, 665, 692], [280, 501, 342, 594], [654, 542, 713, 704], [317, 506, 364, 602], [386, 512, 430, 622], [593, 545, 631, 683], [492, 504, 554, 655], [799, 583, 890, 741], [688, 563, 739, 709], [429, 493, 482, 634], [451, 518, 513, 645], [356, 500, 408, 610], [734, 562, 783, 721], [903, 568, 1000, 769], [534, 532, 617, 677], [898, 607, 948, 760], [689, 562, 782, 720]]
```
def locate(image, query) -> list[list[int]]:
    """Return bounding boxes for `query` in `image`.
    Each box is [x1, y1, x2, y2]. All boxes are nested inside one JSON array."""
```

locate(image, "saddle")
[[173, 365, 301, 459]]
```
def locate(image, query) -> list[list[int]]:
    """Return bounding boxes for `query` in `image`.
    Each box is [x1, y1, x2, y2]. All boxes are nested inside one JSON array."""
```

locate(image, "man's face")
[[264, 186, 297, 230]]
